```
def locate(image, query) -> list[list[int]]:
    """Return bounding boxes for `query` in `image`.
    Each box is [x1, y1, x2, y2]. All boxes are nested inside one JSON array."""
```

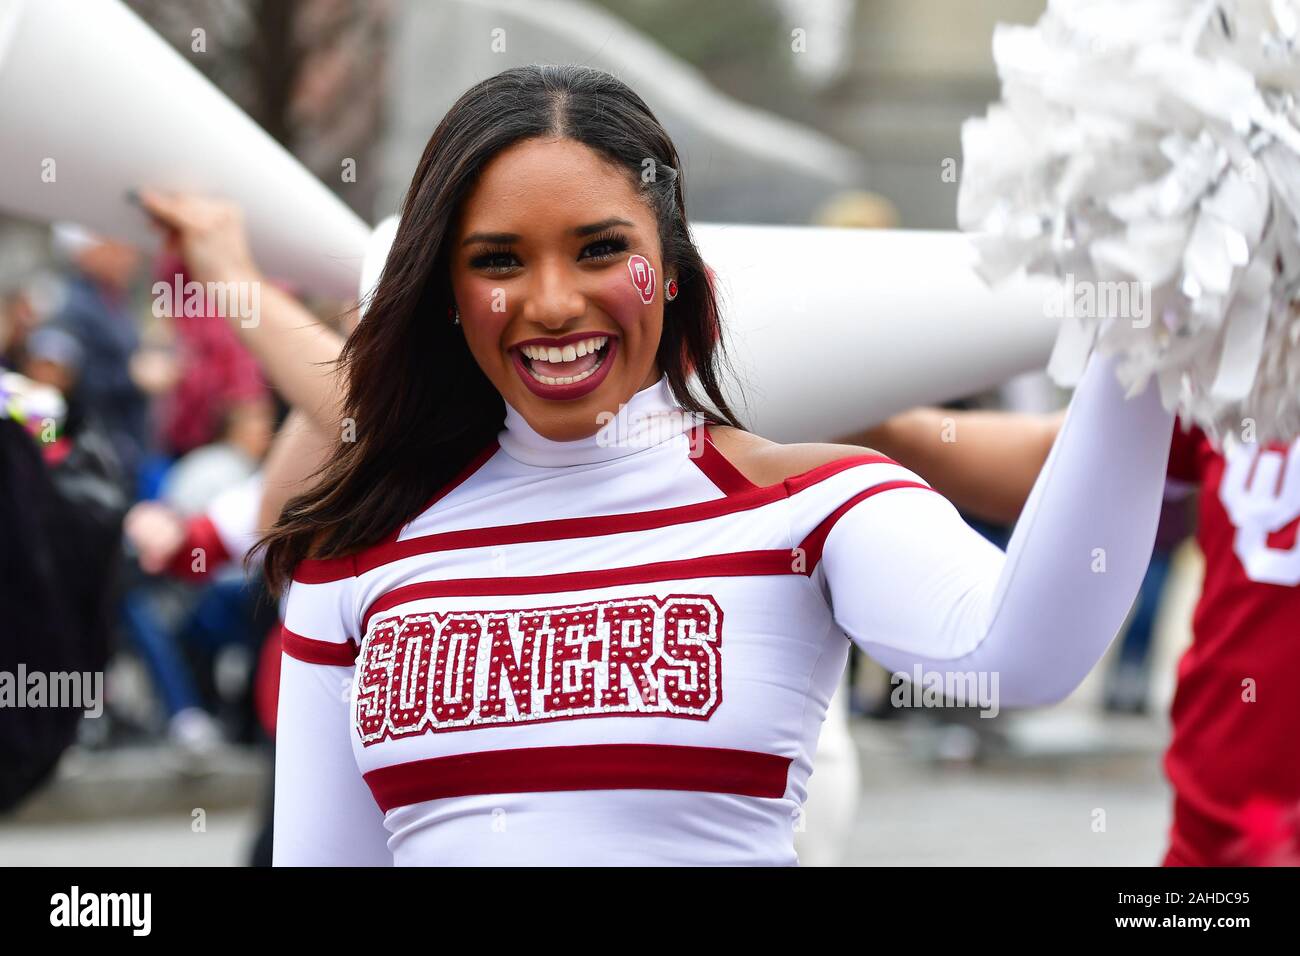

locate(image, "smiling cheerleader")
[[147, 65, 1175, 866]]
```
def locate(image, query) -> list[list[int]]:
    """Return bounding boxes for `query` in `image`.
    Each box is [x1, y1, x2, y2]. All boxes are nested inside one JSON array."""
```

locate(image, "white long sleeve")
[[273, 578, 393, 866], [819, 349, 1175, 708]]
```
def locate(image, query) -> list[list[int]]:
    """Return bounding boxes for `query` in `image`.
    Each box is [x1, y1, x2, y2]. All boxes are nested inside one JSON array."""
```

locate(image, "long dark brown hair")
[[260, 64, 744, 592]]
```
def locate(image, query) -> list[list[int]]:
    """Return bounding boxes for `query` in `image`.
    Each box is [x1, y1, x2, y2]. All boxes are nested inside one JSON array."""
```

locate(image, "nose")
[[520, 256, 585, 330]]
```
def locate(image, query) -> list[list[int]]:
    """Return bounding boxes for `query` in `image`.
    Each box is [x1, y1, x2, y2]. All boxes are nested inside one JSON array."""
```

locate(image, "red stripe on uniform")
[[361, 549, 796, 632], [292, 439, 500, 585], [343, 454, 899, 580], [782, 453, 901, 494], [379, 438, 502, 546], [362, 549, 796, 632], [291, 553, 357, 586], [688, 424, 759, 496], [293, 451, 904, 585], [280, 625, 359, 665], [799, 479, 938, 570], [362, 743, 792, 810]]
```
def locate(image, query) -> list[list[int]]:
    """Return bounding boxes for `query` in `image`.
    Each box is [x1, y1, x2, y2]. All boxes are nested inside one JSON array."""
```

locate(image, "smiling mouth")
[[514, 334, 611, 386]]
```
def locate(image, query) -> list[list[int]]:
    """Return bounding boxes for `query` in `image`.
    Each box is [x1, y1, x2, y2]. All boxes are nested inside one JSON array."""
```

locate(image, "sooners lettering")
[[355, 594, 722, 743]]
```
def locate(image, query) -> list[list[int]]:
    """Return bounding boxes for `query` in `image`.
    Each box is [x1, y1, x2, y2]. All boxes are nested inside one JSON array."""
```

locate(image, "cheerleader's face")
[[451, 136, 670, 441]]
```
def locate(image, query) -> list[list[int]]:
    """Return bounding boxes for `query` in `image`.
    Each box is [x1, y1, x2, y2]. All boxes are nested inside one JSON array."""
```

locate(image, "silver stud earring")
[[448, 305, 460, 325]]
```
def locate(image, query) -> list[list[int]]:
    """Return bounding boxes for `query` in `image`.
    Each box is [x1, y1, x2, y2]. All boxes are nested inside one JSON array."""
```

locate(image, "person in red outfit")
[[153, 252, 271, 458], [1161, 422, 1300, 866]]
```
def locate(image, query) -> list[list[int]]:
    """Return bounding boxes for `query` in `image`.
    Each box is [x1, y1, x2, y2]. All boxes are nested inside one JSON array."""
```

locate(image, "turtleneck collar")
[[498, 375, 698, 467]]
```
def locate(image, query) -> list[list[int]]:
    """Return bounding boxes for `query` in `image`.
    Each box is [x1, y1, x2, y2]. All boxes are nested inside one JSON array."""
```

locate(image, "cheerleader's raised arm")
[[805, 348, 1175, 708]]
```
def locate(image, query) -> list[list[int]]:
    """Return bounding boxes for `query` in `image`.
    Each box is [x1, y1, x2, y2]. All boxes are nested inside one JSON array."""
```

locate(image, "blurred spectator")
[[117, 387, 273, 755], [1, 287, 42, 371], [155, 253, 270, 459], [47, 223, 149, 483], [160, 396, 275, 516], [0, 375, 128, 811], [20, 326, 84, 397], [813, 189, 900, 230]]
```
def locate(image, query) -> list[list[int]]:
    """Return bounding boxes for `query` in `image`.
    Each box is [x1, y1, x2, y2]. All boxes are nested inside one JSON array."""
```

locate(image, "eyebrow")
[[461, 218, 635, 247], [461, 231, 520, 247], [574, 217, 634, 236]]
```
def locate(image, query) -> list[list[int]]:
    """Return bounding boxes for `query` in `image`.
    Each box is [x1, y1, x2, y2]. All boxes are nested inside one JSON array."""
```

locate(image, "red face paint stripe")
[[280, 625, 359, 665], [688, 424, 760, 496], [362, 743, 792, 810], [362, 549, 796, 632], [799, 480, 940, 570]]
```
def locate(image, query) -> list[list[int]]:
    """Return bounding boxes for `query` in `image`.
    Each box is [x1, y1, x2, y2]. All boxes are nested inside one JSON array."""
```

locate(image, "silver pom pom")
[[960, 0, 1300, 447]]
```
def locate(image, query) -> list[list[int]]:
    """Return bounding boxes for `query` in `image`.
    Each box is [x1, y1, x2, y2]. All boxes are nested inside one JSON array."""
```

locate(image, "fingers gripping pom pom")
[[960, 0, 1300, 446]]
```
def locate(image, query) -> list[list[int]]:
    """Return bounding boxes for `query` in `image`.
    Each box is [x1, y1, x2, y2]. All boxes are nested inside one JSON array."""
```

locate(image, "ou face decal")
[[627, 254, 657, 304]]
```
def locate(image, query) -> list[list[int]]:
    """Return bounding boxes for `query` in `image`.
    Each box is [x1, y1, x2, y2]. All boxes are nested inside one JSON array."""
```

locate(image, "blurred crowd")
[[0, 226, 307, 795]]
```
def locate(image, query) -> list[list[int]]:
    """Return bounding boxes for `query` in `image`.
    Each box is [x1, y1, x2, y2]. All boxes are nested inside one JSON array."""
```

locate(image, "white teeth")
[[519, 336, 609, 363], [524, 343, 608, 386]]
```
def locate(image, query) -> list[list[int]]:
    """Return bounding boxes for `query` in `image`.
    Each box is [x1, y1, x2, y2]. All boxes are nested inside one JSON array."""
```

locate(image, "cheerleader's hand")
[[135, 189, 263, 288]]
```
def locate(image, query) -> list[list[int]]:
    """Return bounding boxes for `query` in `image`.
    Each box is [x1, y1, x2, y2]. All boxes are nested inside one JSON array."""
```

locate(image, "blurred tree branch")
[[124, 0, 388, 219]]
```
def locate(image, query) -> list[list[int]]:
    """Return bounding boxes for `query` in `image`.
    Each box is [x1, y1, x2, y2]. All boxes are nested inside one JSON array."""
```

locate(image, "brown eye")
[[580, 232, 629, 261], [470, 248, 519, 272]]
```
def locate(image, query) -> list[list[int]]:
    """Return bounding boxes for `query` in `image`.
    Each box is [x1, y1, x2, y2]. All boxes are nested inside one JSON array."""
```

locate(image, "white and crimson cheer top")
[[274, 351, 1175, 866]]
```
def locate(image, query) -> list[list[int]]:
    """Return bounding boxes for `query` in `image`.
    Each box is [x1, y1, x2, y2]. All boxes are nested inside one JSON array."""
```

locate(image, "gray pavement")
[[844, 710, 1172, 866], [0, 708, 1173, 866], [0, 809, 261, 866]]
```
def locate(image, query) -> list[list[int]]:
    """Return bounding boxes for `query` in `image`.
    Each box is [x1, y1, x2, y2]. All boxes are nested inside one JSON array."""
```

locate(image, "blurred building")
[[827, 0, 1045, 228], [378, 0, 862, 223], [377, 0, 1046, 228]]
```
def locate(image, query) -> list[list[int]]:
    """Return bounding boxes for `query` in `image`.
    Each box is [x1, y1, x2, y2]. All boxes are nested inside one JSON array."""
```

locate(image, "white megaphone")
[[691, 224, 1060, 437], [0, 0, 368, 298], [361, 217, 1061, 438]]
